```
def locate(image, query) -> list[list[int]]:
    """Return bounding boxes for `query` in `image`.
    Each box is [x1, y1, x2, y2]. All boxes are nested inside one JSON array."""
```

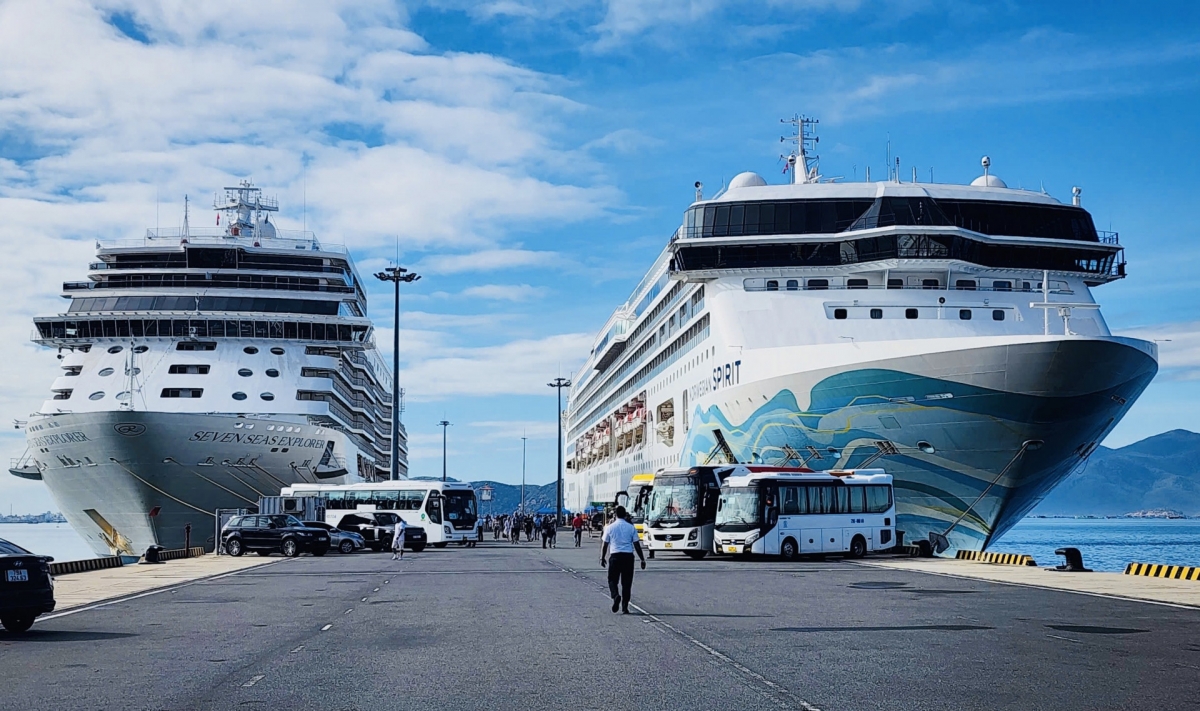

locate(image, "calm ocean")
[[3, 518, 1198, 572]]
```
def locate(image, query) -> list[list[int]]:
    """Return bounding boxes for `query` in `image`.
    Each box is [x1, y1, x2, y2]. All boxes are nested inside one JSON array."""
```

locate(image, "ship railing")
[[1097, 231, 1120, 245], [61, 280, 355, 294], [742, 283, 1076, 295], [98, 232, 348, 254]]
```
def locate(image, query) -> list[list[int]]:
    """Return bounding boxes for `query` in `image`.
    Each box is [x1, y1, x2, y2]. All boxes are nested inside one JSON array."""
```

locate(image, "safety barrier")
[[1123, 562, 1200, 581], [157, 547, 206, 562], [49, 556, 125, 576], [955, 550, 1037, 566]]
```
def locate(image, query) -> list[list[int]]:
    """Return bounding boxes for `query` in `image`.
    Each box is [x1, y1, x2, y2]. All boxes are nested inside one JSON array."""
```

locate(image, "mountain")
[[1033, 430, 1200, 516], [468, 481, 563, 516]]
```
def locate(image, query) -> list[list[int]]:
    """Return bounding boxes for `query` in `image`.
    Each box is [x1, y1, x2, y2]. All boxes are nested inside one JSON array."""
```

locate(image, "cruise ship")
[[563, 117, 1158, 551], [10, 182, 406, 556]]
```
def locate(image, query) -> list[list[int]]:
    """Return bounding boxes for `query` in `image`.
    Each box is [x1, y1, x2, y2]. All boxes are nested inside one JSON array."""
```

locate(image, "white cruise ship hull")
[[28, 411, 361, 556]]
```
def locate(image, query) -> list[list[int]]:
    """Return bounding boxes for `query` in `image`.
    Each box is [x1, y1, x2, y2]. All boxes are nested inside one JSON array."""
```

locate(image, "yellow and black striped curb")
[[1124, 562, 1200, 581], [955, 550, 1037, 566], [158, 547, 206, 562], [49, 556, 124, 576]]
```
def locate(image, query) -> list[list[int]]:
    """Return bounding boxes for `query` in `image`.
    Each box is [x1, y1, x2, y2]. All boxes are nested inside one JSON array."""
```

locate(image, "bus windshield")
[[443, 490, 478, 526], [716, 487, 761, 532], [647, 476, 701, 526], [629, 484, 652, 525]]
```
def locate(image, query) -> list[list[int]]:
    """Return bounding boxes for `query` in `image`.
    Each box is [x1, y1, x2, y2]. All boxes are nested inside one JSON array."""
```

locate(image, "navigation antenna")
[[781, 114, 820, 185]]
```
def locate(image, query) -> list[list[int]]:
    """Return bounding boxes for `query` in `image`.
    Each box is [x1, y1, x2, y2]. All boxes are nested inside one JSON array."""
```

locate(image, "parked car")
[[337, 512, 427, 552], [221, 514, 331, 557], [302, 521, 365, 554], [0, 538, 55, 633]]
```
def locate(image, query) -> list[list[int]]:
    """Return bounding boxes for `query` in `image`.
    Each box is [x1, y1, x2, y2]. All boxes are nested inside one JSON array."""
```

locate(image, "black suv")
[[0, 538, 55, 633], [337, 512, 427, 552], [221, 514, 331, 557]]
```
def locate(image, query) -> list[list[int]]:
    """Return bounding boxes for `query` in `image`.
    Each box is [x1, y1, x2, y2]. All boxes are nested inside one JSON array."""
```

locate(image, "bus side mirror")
[[615, 491, 629, 508]]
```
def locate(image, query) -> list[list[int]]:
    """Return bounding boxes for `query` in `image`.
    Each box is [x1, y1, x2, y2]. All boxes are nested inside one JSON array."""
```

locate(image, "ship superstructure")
[[13, 181, 407, 556], [563, 118, 1157, 551]]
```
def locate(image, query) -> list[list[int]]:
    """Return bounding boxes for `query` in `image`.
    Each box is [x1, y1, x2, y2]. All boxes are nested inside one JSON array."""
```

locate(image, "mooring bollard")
[[140, 545, 165, 565], [1052, 547, 1091, 572]]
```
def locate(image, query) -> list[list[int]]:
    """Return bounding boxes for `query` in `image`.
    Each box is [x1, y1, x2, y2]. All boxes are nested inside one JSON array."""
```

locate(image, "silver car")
[[302, 521, 365, 554]]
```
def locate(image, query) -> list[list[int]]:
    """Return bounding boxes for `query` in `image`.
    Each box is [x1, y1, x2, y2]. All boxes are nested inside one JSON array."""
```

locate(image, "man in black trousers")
[[600, 506, 647, 614]]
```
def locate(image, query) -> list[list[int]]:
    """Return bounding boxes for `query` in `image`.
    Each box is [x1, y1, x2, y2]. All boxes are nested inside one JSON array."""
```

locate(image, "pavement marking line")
[[1046, 634, 1083, 644], [373, 588, 380, 592], [289, 645, 305, 653], [241, 675, 265, 688], [361, 597, 368, 602], [548, 559, 820, 711], [321, 624, 333, 631], [344, 608, 354, 614]]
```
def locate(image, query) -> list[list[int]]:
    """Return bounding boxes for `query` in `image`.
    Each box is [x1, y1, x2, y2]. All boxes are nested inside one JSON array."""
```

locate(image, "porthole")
[[243, 346, 258, 355], [238, 368, 253, 377], [133, 345, 149, 353], [232, 392, 248, 401], [107, 346, 123, 354], [959, 309, 973, 320], [265, 369, 279, 378], [260, 392, 275, 401], [993, 310, 1006, 321], [116, 391, 130, 401], [98, 367, 115, 377], [89, 391, 105, 400], [126, 367, 141, 376], [270, 347, 285, 355], [870, 308, 883, 319], [833, 308, 847, 320], [905, 308, 918, 320]]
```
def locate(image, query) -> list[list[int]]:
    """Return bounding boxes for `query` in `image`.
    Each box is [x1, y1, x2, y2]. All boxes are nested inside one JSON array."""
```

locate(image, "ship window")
[[993, 310, 1006, 321], [238, 368, 253, 377], [89, 391, 105, 400], [806, 279, 829, 290], [870, 308, 883, 319], [1021, 281, 1032, 291], [265, 369, 279, 378], [887, 278, 904, 290], [906, 308, 918, 319], [98, 367, 115, 377], [992, 280, 1013, 291], [116, 391, 130, 401], [833, 308, 847, 320], [107, 346, 123, 354], [52, 389, 73, 400], [922, 279, 939, 289], [161, 388, 204, 398], [168, 364, 210, 375], [243, 346, 259, 355], [133, 345, 149, 353], [785, 279, 799, 291], [955, 279, 976, 290], [232, 392, 248, 401], [270, 347, 285, 355], [959, 309, 972, 320], [766, 280, 779, 291], [260, 392, 275, 401], [848, 278, 869, 290], [176, 342, 216, 351]]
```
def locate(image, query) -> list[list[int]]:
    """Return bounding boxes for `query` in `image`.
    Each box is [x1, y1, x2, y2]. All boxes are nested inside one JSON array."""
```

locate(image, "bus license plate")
[[6, 569, 28, 582], [663, 542, 673, 548], [724, 545, 740, 554]]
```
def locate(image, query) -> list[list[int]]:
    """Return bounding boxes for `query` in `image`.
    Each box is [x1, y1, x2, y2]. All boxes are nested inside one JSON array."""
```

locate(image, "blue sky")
[[2, 0, 1199, 513]]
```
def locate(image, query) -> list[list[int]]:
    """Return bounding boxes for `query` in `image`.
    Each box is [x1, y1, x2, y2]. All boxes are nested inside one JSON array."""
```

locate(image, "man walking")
[[571, 512, 585, 548], [541, 514, 557, 549], [391, 516, 408, 560], [600, 506, 646, 614]]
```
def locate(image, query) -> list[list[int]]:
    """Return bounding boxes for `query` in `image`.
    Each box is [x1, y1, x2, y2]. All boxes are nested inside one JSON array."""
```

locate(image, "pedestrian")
[[541, 514, 557, 549], [524, 517, 534, 542], [571, 512, 584, 547], [391, 516, 408, 560], [600, 506, 646, 614]]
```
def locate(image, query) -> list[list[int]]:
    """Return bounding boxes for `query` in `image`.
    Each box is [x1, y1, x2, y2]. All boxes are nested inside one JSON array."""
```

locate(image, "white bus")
[[642, 466, 732, 560], [281, 480, 479, 547], [714, 468, 895, 560]]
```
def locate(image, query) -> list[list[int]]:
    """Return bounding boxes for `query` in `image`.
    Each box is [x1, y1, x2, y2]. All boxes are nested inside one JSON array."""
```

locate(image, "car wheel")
[[849, 535, 867, 559], [410, 542, 426, 553], [780, 537, 799, 561], [1, 615, 35, 633], [255, 550, 271, 557], [684, 550, 708, 560], [368, 543, 383, 552], [339, 540, 354, 554], [433, 542, 448, 549], [282, 539, 299, 558], [226, 539, 244, 557]]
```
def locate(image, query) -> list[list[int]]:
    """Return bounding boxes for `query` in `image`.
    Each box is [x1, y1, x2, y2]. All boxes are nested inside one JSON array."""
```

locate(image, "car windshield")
[[716, 487, 762, 529], [647, 476, 700, 525], [0, 539, 31, 555], [443, 491, 477, 523]]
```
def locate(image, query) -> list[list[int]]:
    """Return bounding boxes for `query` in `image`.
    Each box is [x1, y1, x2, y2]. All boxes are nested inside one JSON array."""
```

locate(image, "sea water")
[[988, 518, 1200, 572], [0, 523, 95, 562]]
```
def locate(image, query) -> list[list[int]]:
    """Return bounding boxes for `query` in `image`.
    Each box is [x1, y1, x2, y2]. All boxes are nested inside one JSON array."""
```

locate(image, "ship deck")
[[3, 543, 1197, 710]]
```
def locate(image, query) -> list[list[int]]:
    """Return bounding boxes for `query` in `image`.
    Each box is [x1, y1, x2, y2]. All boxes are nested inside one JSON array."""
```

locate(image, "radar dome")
[[728, 171, 768, 189], [970, 174, 1008, 188]]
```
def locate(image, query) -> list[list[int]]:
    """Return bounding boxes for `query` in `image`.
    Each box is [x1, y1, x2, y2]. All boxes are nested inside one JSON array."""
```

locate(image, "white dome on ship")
[[970, 174, 1008, 188], [729, 171, 768, 189]]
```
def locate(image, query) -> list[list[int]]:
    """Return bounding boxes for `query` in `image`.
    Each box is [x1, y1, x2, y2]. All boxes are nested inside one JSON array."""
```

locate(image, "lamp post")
[[438, 420, 451, 482], [373, 266, 420, 480], [547, 377, 572, 523], [520, 435, 527, 516]]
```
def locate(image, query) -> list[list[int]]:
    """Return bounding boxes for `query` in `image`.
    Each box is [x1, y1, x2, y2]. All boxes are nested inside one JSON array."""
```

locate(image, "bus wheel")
[[780, 538, 799, 561], [849, 535, 867, 559], [684, 550, 707, 560]]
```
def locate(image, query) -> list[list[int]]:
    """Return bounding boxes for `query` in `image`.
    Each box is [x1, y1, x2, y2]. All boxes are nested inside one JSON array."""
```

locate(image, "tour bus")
[[642, 466, 732, 559], [714, 468, 895, 560], [615, 472, 655, 557], [281, 480, 479, 548]]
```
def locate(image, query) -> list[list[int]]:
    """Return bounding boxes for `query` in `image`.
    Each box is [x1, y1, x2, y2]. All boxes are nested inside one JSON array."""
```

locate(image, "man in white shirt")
[[600, 506, 647, 614], [391, 518, 407, 560]]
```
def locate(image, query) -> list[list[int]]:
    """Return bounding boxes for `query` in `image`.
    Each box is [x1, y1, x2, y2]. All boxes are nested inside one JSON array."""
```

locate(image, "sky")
[[2, 0, 1199, 514]]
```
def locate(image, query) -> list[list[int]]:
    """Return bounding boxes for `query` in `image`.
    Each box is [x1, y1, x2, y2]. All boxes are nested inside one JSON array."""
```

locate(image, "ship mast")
[[781, 114, 821, 185]]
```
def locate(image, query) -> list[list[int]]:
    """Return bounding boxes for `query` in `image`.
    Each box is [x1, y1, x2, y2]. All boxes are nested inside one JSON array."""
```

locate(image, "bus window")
[[426, 495, 443, 524], [781, 486, 799, 515], [375, 490, 399, 508], [834, 486, 848, 514], [867, 485, 892, 513], [326, 491, 346, 508], [349, 490, 373, 507], [849, 486, 866, 513]]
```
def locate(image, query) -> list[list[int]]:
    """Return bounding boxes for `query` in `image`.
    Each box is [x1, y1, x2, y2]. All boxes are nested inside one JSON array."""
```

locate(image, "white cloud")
[[1119, 322, 1200, 381], [468, 420, 559, 441], [461, 284, 548, 301], [416, 249, 564, 274]]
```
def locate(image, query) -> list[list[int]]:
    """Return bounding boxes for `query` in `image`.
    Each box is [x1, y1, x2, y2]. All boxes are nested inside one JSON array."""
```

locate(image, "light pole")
[[520, 435, 527, 516], [438, 419, 451, 482], [548, 377, 571, 523], [373, 266, 420, 480]]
